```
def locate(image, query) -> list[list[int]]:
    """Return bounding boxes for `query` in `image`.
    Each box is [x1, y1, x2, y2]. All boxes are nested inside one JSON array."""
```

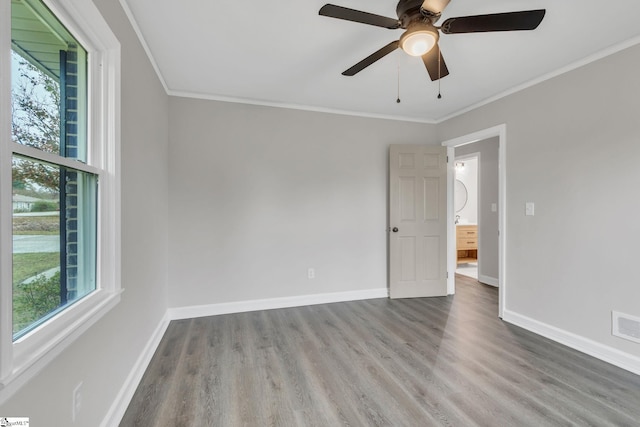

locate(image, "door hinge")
[[447, 271, 449, 279], [446, 155, 449, 163]]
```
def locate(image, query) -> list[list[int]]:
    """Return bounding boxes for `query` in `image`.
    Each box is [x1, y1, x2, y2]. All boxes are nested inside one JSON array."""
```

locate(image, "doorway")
[[454, 154, 479, 280], [443, 125, 506, 318]]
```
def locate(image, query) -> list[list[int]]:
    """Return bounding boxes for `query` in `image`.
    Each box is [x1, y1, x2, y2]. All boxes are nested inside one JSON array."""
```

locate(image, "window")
[[0, 0, 120, 401], [11, 0, 94, 340]]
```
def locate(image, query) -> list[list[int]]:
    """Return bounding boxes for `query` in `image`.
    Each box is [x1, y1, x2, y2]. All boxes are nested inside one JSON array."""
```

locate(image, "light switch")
[[525, 202, 535, 216]]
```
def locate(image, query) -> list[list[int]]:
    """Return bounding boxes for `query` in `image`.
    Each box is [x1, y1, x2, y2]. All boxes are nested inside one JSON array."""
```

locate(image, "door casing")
[[442, 124, 506, 318]]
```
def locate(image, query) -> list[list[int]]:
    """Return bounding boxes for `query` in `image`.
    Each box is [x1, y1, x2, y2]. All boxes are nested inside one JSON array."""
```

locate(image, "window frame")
[[0, 0, 121, 402]]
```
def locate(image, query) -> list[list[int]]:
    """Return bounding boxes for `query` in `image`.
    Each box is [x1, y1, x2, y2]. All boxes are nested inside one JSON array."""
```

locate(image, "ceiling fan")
[[319, 0, 546, 81]]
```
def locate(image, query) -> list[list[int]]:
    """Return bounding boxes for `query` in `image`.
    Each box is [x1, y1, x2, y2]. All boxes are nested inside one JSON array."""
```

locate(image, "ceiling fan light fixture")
[[400, 24, 438, 57]]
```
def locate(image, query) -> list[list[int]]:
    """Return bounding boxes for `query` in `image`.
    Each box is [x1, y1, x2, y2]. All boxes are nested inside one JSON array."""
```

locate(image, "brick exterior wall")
[[61, 47, 80, 302]]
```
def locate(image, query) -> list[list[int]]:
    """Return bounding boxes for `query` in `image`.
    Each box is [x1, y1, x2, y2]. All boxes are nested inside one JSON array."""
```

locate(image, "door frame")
[[442, 124, 506, 318]]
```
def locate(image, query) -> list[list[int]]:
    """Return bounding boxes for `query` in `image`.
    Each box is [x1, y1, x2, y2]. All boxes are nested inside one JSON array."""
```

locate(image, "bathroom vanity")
[[456, 224, 477, 264]]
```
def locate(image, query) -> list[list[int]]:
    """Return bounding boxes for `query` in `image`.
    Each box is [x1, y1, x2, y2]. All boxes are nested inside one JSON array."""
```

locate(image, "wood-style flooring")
[[121, 276, 640, 426]]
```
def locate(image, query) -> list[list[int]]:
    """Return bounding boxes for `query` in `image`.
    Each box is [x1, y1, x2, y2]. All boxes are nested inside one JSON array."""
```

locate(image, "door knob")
[[392, 227, 398, 232]]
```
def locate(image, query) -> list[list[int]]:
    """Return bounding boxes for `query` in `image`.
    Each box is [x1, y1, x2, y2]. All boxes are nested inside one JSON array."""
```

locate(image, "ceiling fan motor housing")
[[397, 0, 433, 27]]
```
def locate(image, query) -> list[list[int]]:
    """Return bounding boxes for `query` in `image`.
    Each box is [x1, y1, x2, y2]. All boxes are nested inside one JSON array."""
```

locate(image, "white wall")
[[0, 0, 170, 424], [167, 98, 437, 308], [455, 156, 478, 224], [438, 43, 640, 360], [457, 138, 500, 282]]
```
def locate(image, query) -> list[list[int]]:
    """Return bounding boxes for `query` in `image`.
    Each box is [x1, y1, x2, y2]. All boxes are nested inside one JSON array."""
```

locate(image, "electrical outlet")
[[308, 268, 315, 279], [525, 202, 535, 216], [72, 381, 83, 422]]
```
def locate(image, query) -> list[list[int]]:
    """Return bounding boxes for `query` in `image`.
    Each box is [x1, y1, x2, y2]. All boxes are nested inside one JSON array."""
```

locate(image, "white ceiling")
[[121, 0, 640, 123]]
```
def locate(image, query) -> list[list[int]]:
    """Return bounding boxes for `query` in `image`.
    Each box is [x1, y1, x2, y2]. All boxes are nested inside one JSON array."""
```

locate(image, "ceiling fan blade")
[[440, 9, 546, 34], [319, 4, 400, 29], [342, 41, 399, 76], [422, 44, 449, 81]]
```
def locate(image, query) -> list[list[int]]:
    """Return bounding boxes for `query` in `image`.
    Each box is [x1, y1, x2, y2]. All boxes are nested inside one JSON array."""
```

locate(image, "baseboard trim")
[[478, 275, 499, 287], [503, 310, 640, 376], [101, 312, 170, 427], [168, 288, 389, 321]]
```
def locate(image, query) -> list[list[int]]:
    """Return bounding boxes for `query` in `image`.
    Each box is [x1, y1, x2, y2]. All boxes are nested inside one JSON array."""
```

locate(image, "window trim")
[[0, 0, 121, 403]]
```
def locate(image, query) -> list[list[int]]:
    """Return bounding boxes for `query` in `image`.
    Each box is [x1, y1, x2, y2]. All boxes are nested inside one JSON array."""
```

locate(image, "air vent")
[[612, 311, 640, 344]]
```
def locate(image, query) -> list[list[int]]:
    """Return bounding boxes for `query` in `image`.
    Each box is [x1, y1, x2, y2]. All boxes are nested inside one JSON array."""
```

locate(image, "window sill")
[[0, 288, 123, 405]]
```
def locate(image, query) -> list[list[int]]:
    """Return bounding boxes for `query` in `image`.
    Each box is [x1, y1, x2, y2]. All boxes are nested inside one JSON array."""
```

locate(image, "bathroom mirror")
[[455, 179, 468, 213]]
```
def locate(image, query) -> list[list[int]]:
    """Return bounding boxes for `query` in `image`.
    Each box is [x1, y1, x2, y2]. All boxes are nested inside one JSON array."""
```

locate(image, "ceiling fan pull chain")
[[397, 64, 401, 103], [437, 50, 442, 99]]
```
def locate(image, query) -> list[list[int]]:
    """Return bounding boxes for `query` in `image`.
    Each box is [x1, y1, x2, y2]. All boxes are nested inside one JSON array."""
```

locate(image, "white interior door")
[[389, 145, 447, 298]]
